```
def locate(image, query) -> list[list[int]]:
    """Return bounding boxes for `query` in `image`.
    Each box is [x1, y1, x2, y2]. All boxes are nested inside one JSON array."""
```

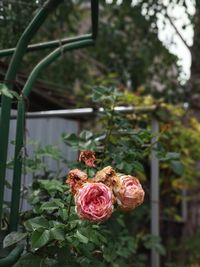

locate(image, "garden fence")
[[4, 114, 79, 211]]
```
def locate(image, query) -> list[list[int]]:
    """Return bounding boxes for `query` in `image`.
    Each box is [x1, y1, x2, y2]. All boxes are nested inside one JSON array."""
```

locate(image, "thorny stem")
[[86, 166, 89, 177], [20, 108, 27, 213], [101, 96, 117, 168], [144, 127, 168, 155], [67, 194, 73, 221]]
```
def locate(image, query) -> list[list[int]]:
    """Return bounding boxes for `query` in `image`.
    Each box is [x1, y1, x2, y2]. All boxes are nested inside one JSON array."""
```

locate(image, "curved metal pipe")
[[10, 38, 94, 231], [0, 245, 24, 267], [23, 39, 94, 97], [0, 34, 91, 57], [0, 0, 99, 57]]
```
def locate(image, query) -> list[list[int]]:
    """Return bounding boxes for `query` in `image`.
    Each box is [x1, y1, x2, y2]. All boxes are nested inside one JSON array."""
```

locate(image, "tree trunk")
[[187, 1, 200, 111], [179, 2, 200, 264]]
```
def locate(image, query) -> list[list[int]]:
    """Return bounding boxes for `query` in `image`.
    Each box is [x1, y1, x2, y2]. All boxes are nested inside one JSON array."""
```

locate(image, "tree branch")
[[76, 50, 110, 73], [166, 13, 191, 51]]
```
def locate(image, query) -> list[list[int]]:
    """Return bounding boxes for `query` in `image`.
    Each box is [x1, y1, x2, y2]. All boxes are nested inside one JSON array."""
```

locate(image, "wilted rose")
[[79, 150, 96, 167], [94, 166, 120, 189], [75, 182, 113, 222], [66, 169, 88, 194], [114, 175, 145, 211]]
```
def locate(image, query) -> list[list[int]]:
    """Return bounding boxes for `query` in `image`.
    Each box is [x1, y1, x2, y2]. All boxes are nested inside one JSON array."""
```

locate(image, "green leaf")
[[92, 86, 121, 103], [132, 161, 144, 172], [31, 229, 50, 250], [9, 90, 20, 100], [143, 234, 166, 255], [24, 216, 49, 231], [38, 179, 65, 193], [40, 202, 59, 211], [59, 208, 68, 221], [159, 152, 181, 161], [92, 86, 108, 102], [170, 160, 184, 176], [62, 133, 79, 149], [3, 232, 27, 248], [40, 199, 64, 211], [36, 145, 62, 161], [50, 227, 65, 241], [0, 83, 13, 98], [154, 243, 166, 256], [13, 253, 58, 267], [14, 253, 44, 267], [79, 130, 93, 140], [75, 230, 88, 244], [166, 152, 180, 160]]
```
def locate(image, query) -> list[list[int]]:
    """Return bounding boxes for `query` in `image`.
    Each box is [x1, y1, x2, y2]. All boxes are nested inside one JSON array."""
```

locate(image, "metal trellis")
[[0, 0, 99, 265]]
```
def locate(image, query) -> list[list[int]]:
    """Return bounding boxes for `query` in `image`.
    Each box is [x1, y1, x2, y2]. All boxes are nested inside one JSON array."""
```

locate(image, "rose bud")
[[75, 182, 113, 222], [93, 166, 120, 189], [113, 175, 145, 211], [66, 169, 88, 195], [79, 150, 96, 167]]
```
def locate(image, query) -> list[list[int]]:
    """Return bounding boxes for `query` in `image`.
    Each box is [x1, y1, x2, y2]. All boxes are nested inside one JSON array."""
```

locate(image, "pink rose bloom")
[[75, 182, 113, 222], [114, 175, 145, 211], [66, 169, 88, 195]]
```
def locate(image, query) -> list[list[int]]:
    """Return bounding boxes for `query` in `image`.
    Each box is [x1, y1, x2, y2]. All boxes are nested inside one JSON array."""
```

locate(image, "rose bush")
[[75, 182, 113, 222]]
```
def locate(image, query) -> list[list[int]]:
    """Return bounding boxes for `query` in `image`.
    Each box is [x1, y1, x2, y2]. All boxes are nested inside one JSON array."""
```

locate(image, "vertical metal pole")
[[91, 0, 99, 39], [181, 189, 187, 222], [9, 98, 25, 232], [151, 118, 160, 267]]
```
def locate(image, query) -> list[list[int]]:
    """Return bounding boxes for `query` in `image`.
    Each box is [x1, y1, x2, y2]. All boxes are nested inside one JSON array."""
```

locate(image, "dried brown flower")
[[79, 150, 96, 167], [93, 166, 120, 189], [66, 169, 88, 194]]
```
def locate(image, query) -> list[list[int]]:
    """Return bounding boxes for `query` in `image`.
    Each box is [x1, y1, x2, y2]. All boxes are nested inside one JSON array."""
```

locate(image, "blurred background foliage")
[[1, 0, 198, 104]]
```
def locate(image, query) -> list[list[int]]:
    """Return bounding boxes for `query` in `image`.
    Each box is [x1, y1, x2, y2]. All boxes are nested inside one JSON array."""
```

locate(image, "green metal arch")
[[0, 0, 99, 266]]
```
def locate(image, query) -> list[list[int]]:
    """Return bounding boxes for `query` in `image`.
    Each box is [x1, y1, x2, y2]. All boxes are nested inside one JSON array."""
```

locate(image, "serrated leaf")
[[3, 232, 27, 248], [31, 229, 50, 250], [40, 199, 64, 211], [50, 227, 65, 241], [62, 133, 79, 149], [24, 216, 49, 231], [75, 230, 88, 244], [59, 208, 68, 221], [38, 179, 65, 193], [79, 130, 93, 140], [40, 202, 59, 211]]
